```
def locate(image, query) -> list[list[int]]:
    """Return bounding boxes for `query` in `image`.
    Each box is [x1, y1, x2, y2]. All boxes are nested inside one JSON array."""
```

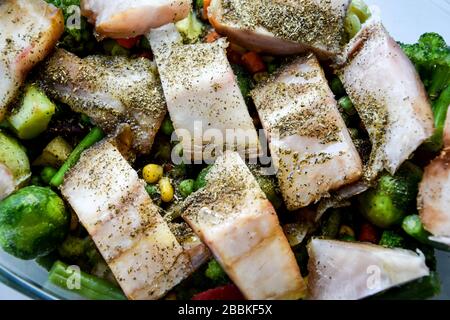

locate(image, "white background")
[[0, 0, 449, 300]]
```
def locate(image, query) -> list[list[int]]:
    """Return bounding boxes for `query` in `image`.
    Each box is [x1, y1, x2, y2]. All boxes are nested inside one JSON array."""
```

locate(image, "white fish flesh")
[[61, 141, 197, 299], [37, 49, 166, 154], [0, 0, 64, 121], [307, 238, 430, 300], [252, 54, 362, 210], [182, 151, 306, 300], [208, 0, 350, 58], [148, 25, 260, 161], [337, 21, 434, 181], [81, 0, 191, 39]]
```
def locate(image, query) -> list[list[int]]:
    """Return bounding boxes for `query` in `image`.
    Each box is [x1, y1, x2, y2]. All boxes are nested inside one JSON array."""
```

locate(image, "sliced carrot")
[[359, 223, 379, 243], [205, 31, 221, 43], [241, 51, 266, 74], [203, 0, 212, 20], [116, 36, 141, 49]]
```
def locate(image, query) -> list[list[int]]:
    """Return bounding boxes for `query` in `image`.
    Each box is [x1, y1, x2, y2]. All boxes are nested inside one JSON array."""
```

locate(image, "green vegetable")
[[232, 64, 253, 103], [400, 33, 449, 99], [110, 43, 131, 56], [161, 117, 175, 136], [194, 166, 212, 190], [345, 0, 371, 39], [40, 167, 58, 184], [338, 96, 357, 116], [145, 184, 159, 197], [330, 77, 346, 97], [378, 230, 405, 248], [358, 162, 422, 228], [424, 85, 450, 151], [0, 131, 31, 189], [254, 175, 283, 210], [372, 272, 440, 300], [320, 209, 341, 238], [402, 215, 450, 251], [57, 235, 87, 260], [50, 127, 104, 187], [45, 0, 97, 55], [179, 179, 195, 198], [175, 11, 204, 43], [48, 261, 126, 300], [8, 85, 56, 140], [204, 259, 229, 286], [0, 186, 69, 260], [339, 234, 356, 242], [33, 136, 73, 168]]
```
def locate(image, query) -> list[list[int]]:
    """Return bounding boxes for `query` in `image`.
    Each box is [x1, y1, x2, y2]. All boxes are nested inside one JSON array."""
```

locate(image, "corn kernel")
[[159, 177, 174, 203], [142, 164, 163, 184]]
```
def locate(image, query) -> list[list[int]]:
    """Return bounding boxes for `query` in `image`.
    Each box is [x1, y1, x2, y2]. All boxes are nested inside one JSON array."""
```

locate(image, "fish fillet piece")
[[148, 25, 260, 161], [307, 239, 430, 300], [81, 0, 191, 39], [252, 54, 362, 210], [418, 105, 450, 243], [337, 21, 434, 181], [208, 0, 350, 58], [0, 0, 64, 121], [182, 151, 306, 300], [37, 49, 166, 154], [61, 141, 194, 300]]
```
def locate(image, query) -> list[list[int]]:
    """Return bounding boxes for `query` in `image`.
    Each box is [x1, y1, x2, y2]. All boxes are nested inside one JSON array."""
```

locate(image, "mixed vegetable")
[[0, 0, 449, 300]]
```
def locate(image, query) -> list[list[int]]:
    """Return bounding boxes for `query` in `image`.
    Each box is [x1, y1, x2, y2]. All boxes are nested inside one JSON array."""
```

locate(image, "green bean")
[[48, 261, 126, 300], [50, 127, 104, 187]]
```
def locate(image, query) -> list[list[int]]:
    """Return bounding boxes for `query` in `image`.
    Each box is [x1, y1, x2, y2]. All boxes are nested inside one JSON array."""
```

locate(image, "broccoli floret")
[[175, 11, 204, 43], [0, 186, 70, 259], [358, 162, 422, 228], [425, 85, 450, 152], [46, 0, 97, 56], [205, 259, 229, 286], [379, 230, 405, 248], [400, 33, 450, 99]]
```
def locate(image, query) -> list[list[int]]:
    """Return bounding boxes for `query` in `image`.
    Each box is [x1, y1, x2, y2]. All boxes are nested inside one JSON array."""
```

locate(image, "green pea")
[[161, 117, 175, 136], [345, 12, 362, 39], [145, 184, 159, 197], [339, 96, 357, 116], [194, 166, 212, 190], [330, 77, 346, 97], [179, 179, 195, 198], [40, 166, 58, 184]]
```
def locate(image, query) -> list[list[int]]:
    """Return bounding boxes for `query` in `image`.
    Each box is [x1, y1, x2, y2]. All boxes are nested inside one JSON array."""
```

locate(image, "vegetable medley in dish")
[[0, 0, 449, 300]]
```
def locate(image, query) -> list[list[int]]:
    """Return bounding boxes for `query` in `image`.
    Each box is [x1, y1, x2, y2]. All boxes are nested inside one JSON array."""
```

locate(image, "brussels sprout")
[[0, 186, 70, 260]]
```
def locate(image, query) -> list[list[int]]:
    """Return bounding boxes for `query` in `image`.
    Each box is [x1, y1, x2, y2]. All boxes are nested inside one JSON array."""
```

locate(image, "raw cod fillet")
[[252, 54, 362, 210], [148, 24, 260, 161], [37, 49, 166, 154], [307, 239, 430, 300], [208, 0, 350, 58], [0, 0, 64, 121], [81, 0, 191, 39], [182, 151, 306, 300], [61, 141, 201, 299], [418, 105, 450, 245], [337, 21, 434, 181]]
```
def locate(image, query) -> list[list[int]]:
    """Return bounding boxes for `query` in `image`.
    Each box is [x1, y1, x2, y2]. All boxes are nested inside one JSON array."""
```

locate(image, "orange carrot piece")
[[241, 51, 266, 74], [205, 31, 221, 43], [203, 0, 212, 20]]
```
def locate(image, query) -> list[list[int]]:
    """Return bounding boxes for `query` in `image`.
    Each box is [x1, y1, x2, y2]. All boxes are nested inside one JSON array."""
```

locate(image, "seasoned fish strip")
[[208, 0, 350, 58], [418, 105, 450, 243], [61, 141, 192, 300], [307, 239, 430, 300], [182, 151, 306, 300], [337, 21, 434, 181], [0, 0, 64, 121], [81, 0, 191, 39], [252, 54, 362, 210], [148, 25, 260, 161], [37, 49, 166, 154]]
